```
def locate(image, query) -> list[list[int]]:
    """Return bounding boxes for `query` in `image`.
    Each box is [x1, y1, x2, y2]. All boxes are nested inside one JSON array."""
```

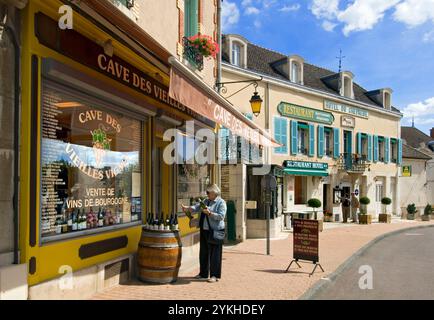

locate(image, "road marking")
[[405, 233, 424, 236]]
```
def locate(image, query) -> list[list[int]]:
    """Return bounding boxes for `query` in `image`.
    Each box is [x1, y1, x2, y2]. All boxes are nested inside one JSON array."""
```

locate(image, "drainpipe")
[[215, 0, 222, 187], [0, 6, 20, 265]]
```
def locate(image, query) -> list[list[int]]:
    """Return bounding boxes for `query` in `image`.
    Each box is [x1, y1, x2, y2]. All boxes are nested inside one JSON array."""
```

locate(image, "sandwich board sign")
[[285, 219, 324, 276]]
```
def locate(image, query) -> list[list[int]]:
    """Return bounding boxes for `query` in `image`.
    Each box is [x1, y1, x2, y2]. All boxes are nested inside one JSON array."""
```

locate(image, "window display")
[[40, 82, 142, 240], [176, 132, 211, 212]]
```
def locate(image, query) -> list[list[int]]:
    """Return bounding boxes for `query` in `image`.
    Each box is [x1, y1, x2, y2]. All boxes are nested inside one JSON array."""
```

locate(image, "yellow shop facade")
[[5, 0, 231, 299]]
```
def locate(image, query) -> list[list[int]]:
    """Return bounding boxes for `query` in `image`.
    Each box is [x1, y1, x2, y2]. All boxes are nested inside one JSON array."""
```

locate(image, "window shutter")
[[291, 120, 298, 155], [384, 137, 390, 164], [373, 135, 379, 163], [309, 124, 315, 157], [318, 125, 324, 158], [281, 119, 288, 154], [274, 118, 282, 154], [185, 0, 199, 37], [398, 139, 403, 165], [333, 128, 340, 159], [357, 133, 362, 155], [367, 134, 372, 162]]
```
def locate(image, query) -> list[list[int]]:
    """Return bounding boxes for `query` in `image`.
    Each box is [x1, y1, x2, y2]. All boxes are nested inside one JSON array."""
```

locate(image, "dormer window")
[[340, 71, 354, 99], [383, 90, 392, 109], [289, 55, 304, 84], [291, 61, 301, 84], [232, 43, 241, 67], [224, 35, 248, 68]]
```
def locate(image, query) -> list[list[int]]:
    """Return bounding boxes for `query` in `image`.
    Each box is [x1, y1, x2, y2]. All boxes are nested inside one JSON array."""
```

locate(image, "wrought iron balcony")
[[337, 153, 370, 173], [183, 37, 204, 71]]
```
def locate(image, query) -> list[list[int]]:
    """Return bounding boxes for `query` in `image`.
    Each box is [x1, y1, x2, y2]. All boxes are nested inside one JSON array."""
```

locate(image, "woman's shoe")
[[194, 274, 208, 280], [207, 276, 218, 283]]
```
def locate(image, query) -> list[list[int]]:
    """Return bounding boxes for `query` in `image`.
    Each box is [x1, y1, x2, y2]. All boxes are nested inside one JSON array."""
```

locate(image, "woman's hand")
[[202, 208, 211, 216], [181, 205, 189, 213]]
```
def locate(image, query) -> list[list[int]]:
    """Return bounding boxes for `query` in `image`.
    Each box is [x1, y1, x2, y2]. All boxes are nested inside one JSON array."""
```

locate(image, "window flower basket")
[[187, 34, 219, 59]]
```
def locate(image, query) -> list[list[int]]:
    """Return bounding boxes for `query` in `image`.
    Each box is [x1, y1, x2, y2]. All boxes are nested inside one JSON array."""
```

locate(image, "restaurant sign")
[[324, 100, 369, 119], [278, 102, 334, 125], [283, 160, 328, 171], [293, 219, 319, 263]]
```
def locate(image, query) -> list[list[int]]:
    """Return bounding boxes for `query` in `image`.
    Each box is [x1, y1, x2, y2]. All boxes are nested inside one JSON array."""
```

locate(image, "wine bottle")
[[174, 213, 179, 231], [81, 210, 87, 230], [55, 215, 62, 234], [62, 213, 68, 233], [152, 213, 158, 230], [67, 211, 73, 232], [159, 212, 164, 231], [72, 210, 78, 231], [98, 207, 104, 227], [165, 213, 170, 231]]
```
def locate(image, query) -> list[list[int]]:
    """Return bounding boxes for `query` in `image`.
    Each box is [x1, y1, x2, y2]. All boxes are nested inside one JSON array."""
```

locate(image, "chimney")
[[431, 127, 434, 139]]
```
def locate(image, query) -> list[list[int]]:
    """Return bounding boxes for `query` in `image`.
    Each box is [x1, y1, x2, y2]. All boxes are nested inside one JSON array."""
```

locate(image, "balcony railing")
[[298, 147, 308, 155], [183, 37, 204, 71], [337, 153, 370, 173]]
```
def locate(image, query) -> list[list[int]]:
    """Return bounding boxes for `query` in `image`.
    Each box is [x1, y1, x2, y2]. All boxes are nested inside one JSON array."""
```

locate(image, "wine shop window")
[[176, 129, 211, 215], [40, 82, 143, 242]]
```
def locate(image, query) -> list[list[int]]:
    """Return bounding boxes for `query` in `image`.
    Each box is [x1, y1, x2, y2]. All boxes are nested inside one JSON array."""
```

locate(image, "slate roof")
[[402, 143, 432, 160], [223, 37, 401, 113], [401, 126, 433, 149]]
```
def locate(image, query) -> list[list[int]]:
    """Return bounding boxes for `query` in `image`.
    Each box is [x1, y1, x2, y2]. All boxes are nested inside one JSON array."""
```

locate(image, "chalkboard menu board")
[[40, 82, 142, 240], [292, 219, 319, 263]]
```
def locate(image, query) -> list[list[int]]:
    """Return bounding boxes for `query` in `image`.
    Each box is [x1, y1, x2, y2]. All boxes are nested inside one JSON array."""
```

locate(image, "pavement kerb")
[[299, 224, 434, 300]]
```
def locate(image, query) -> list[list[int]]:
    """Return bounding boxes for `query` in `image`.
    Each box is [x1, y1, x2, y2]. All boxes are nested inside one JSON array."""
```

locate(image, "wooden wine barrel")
[[137, 229, 182, 284]]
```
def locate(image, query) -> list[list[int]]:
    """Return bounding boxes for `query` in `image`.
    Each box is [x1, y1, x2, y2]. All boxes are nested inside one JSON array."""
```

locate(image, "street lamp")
[[216, 76, 264, 116], [249, 84, 263, 117]]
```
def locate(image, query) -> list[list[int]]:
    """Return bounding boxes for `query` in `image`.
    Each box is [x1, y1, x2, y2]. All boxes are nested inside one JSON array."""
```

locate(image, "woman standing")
[[182, 184, 227, 283]]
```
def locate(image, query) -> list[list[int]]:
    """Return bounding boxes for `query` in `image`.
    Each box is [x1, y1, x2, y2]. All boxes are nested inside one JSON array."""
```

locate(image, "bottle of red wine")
[[173, 213, 179, 231]]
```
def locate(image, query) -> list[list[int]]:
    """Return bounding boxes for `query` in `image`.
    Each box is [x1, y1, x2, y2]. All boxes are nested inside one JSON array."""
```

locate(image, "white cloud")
[[222, 1, 240, 31], [254, 20, 262, 28], [241, 0, 253, 7], [279, 4, 301, 12], [337, 0, 401, 36], [245, 6, 260, 15], [322, 20, 338, 32], [423, 30, 434, 43], [310, 0, 339, 20], [402, 97, 434, 125], [393, 0, 434, 27], [309, 0, 434, 38]]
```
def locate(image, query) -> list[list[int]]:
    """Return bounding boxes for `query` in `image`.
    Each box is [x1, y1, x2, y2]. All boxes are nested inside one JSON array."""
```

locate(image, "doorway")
[[375, 181, 384, 216], [323, 184, 329, 213]]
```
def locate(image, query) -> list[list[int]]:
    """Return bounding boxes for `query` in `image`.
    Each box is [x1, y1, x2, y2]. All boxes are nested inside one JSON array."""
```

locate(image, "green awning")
[[283, 168, 329, 177]]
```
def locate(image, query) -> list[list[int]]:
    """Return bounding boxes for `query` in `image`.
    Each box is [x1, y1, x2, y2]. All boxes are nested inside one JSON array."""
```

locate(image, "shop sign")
[[402, 165, 412, 177], [341, 115, 356, 128], [278, 102, 334, 125], [283, 160, 328, 171], [293, 219, 319, 263], [324, 100, 369, 119], [35, 12, 211, 125]]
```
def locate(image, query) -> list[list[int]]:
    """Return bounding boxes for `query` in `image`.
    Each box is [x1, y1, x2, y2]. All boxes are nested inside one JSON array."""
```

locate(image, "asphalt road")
[[309, 226, 434, 300]]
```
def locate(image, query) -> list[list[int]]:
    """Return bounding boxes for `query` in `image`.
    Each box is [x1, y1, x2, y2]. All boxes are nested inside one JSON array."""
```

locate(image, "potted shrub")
[[307, 198, 323, 231], [379, 197, 392, 223], [406, 203, 417, 220], [422, 204, 432, 221], [324, 211, 334, 222], [358, 196, 372, 225]]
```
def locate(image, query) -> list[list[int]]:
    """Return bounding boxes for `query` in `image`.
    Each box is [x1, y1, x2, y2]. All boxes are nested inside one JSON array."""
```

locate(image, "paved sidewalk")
[[92, 219, 434, 300]]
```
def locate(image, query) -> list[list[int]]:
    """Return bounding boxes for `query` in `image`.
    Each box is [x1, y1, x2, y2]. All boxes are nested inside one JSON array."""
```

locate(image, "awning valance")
[[283, 168, 329, 177], [168, 57, 280, 148]]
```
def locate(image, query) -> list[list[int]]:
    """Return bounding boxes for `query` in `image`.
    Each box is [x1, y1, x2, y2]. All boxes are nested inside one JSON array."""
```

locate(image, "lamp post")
[[216, 76, 263, 116]]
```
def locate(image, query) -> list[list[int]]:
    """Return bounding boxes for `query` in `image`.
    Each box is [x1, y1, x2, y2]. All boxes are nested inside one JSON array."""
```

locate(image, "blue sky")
[[222, 0, 434, 135]]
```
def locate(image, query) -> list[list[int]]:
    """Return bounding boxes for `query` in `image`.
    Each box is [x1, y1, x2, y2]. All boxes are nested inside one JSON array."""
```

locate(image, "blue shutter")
[[333, 128, 340, 159], [309, 124, 315, 157], [291, 120, 298, 155], [398, 139, 403, 165], [373, 135, 379, 163], [318, 126, 324, 158], [367, 134, 372, 162], [274, 118, 287, 154], [384, 137, 390, 164], [357, 133, 362, 155], [281, 119, 288, 154]]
